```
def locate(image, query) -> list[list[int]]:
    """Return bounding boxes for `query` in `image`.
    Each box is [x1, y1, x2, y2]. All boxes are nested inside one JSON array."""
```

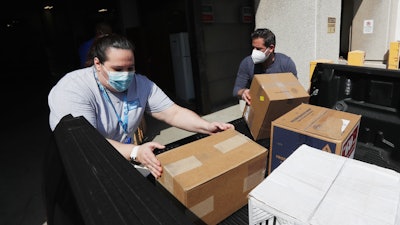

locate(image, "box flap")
[[310, 158, 400, 225], [250, 144, 346, 223], [249, 144, 400, 225], [273, 103, 361, 141], [252, 73, 309, 101]]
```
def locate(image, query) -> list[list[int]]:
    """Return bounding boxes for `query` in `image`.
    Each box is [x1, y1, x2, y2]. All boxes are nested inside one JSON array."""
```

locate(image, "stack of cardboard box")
[[241, 73, 361, 174], [155, 72, 362, 224]]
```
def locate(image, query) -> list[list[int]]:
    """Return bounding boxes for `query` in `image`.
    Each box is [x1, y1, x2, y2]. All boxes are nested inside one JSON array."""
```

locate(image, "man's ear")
[[269, 44, 275, 52]]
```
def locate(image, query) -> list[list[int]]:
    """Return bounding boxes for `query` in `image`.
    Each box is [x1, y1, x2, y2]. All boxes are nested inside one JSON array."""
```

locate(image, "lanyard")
[[93, 69, 131, 143]]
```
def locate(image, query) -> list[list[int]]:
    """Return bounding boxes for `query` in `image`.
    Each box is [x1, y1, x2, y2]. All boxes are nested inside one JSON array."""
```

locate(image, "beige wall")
[[254, 0, 342, 89], [394, 1, 400, 41], [254, 0, 400, 89], [351, 0, 400, 65]]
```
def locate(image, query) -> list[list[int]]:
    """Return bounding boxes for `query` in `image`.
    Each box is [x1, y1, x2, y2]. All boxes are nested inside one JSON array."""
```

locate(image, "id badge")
[[125, 137, 132, 144]]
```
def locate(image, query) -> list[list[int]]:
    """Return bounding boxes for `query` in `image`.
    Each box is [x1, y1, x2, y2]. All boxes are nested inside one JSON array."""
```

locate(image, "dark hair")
[[251, 28, 276, 47], [85, 34, 135, 67]]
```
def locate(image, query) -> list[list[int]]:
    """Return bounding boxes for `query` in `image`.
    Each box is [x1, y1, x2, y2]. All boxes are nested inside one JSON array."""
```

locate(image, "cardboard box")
[[347, 50, 365, 66], [309, 59, 333, 80], [249, 144, 400, 225], [269, 103, 361, 174], [156, 129, 268, 225], [243, 73, 309, 141], [388, 41, 400, 70]]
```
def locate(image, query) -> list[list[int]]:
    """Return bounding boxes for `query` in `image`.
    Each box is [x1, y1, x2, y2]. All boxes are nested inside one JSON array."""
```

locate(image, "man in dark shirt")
[[232, 28, 297, 105], [78, 22, 113, 68]]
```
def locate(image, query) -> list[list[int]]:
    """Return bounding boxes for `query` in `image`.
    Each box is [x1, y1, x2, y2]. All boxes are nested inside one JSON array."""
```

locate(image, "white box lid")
[[248, 144, 400, 225]]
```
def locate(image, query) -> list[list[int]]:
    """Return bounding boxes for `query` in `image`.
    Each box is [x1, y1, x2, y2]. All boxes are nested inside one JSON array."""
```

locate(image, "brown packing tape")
[[214, 134, 250, 153], [163, 156, 202, 192], [304, 108, 350, 137], [294, 106, 327, 131], [290, 107, 313, 123], [243, 105, 254, 133], [189, 196, 214, 219], [243, 169, 265, 192], [259, 74, 300, 99], [161, 170, 174, 193], [311, 116, 348, 139]]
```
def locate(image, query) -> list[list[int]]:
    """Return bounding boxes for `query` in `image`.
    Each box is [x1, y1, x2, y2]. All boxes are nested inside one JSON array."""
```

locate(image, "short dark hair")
[[251, 28, 276, 47], [85, 34, 135, 66]]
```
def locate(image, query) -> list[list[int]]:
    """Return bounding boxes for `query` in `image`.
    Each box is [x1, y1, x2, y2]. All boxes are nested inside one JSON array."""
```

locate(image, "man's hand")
[[241, 89, 251, 105]]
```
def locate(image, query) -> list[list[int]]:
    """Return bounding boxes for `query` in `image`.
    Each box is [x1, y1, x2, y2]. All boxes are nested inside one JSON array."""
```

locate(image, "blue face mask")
[[104, 67, 135, 92]]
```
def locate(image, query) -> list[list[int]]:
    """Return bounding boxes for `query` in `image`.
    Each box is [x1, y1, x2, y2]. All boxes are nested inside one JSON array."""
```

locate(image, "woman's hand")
[[207, 122, 235, 134], [135, 142, 165, 178]]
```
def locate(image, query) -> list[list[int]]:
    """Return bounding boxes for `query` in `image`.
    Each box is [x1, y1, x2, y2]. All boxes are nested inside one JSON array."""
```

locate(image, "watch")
[[130, 146, 140, 164]]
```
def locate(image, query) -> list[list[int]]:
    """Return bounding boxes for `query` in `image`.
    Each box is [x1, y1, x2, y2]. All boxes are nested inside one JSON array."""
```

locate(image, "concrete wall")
[[351, 0, 400, 65], [254, 0, 342, 89], [395, 1, 400, 41], [351, 0, 392, 61]]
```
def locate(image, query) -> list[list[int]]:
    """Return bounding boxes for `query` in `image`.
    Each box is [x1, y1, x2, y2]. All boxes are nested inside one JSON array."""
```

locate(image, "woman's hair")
[[84, 33, 135, 67], [251, 28, 276, 47]]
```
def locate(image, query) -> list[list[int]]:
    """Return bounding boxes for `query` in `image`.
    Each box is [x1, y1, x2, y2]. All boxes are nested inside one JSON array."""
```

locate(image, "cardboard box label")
[[341, 124, 359, 157]]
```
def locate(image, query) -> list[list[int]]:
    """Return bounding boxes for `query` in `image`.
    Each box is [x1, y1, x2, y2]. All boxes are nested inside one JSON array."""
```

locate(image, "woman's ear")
[[94, 57, 101, 70]]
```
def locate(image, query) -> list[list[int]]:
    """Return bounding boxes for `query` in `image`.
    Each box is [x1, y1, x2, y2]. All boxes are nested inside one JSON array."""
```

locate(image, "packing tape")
[[243, 169, 265, 192], [163, 156, 202, 191], [189, 196, 214, 218], [214, 134, 249, 153], [262, 74, 300, 99]]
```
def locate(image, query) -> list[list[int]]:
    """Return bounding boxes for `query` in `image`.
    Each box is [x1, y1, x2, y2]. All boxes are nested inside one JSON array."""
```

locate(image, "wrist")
[[130, 146, 140, 164], [241, 89, 247, 99]]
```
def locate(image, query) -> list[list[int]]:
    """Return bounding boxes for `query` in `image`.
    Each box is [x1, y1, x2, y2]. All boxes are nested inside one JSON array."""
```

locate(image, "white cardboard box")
[[248, 144, 400, 225]]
